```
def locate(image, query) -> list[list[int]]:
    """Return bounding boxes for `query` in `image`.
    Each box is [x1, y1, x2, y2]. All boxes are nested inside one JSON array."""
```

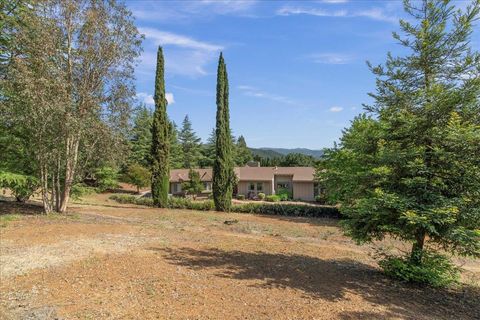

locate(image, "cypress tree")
[[150, 46, 170, 207], [213, 53, 235, 211]]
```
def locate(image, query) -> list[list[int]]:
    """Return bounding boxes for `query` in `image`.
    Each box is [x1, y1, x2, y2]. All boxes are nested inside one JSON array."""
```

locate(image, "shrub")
[[257, 192, 266, 200], [276, 188, 292, 201], [0, 171, 39, 202], [109, 194, 340, 218], [315, 194, 325, 204], [265, 195, 280, 202], [379, 252, 460, 288], [71, 183, 97, 200], [237, 194, 245, 200], [95, 167, 119, 192], [122, 164, 150, 193]]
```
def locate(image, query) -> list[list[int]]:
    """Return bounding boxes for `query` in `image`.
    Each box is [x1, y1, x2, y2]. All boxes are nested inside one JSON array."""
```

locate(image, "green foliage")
[[213, 53, 235, 211], [235, 135, 253, 166], [70, 183, 97, 200], [315, 194, 325, 204], [129, 105, 153, 167], [276, 189, 292, 201], [379, 252, 460, 288], [151, 46, 171, 208], [94, 167, 119, 192], [318, 0, 480, 272], [181, 169, 204, 197], [236, 194, 245, 200], [257, 192, 266, 200], [265, 195, 280, 202], [178, 115, 203, 168], [281, 153, 315, 167], [123, 163, 151, 193], [0, 171, 39, 202], [109, 194, 340, 218]]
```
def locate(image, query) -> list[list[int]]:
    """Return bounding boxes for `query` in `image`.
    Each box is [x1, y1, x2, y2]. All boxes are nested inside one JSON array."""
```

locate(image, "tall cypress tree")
[[213, 53, 235, 211], [150, 46, 170, 207]]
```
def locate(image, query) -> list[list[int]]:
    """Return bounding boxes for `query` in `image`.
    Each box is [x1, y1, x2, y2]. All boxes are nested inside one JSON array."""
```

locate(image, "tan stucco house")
[[169, 165, 316, 201]]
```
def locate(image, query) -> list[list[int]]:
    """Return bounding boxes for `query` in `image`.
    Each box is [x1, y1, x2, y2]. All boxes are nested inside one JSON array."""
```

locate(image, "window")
[[204, 182, 212, 191], [277, 182, 290, 189], [173, 183, 182, 193], [248, 183, 255, 191], [256, 183, 263, 192]]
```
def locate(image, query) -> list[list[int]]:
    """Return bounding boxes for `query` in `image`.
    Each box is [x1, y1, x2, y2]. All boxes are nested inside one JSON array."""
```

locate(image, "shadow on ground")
[[159, 246, 480, 320], [0, 199, 44, 216]]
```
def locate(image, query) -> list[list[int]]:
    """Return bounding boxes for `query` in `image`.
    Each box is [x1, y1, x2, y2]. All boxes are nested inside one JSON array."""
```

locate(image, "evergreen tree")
[[129, 105, 152, 167], [169, 121, 183, 169], [235, 135, 253, 166], [150, 47, 170, 208], [213, 53, 235, 211], [319, 0, 480, 285], [181, 168, 204, 199], [199, 128, 216, 168], [178, 115, 203, 168]]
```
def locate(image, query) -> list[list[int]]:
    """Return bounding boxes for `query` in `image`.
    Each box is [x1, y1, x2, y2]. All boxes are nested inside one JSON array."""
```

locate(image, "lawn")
[[0, 193, 479, 319]]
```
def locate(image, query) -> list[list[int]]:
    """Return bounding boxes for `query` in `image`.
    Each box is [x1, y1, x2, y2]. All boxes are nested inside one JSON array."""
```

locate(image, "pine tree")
[[319, 0, 480, 285], [235, 135, 253, 166], [178, 115, 203, 169], [150, 46, 170, 208], [169, 121, 183, 169], [200, 128, 216, 168], [213, 53, 235, 211], [129, 105, 152, 167]]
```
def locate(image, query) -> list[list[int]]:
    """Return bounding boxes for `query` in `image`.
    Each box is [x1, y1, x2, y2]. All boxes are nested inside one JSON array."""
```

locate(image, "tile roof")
[[170, 167, 315, 182]]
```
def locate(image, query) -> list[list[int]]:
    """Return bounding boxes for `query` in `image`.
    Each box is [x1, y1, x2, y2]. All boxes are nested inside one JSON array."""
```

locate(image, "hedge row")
[[109, 194, 340, 219]]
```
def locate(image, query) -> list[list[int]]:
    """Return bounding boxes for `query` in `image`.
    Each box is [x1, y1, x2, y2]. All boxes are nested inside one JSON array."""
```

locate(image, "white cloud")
[[238, 85, 295, 105], [137, 92, 175, 105], [166, 92, 175, 105], [276, 5, 397, 23], [139, 27, 223, 52], [277, 6, 346, 17], [138, 27, 224, 77], [329, 106, 344, 112], [307, 53, 353, 64]]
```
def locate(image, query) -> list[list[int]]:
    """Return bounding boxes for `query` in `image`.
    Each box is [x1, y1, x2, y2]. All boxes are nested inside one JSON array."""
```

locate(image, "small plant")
[[379, 251, 460, 288], [123, 163, 150, 193], [265, 195, 280, 202], [257, 192, 265, 200], [95, 167, 119, 192], [276, 188, 291, 201], [181, 169, 204, 199], [315, 194, 325, 203], [237, 194, 245, 200], [71, 183, 96, 200], [0, 171, 39, 202]]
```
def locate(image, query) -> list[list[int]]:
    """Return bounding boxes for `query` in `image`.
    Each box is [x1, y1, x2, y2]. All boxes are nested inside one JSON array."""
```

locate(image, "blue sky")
[[127, 0, 478, 150]]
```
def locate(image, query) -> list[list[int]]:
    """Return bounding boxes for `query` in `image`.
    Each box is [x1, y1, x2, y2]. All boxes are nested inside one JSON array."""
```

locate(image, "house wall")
[[293, 182, 315, 201], [237, 180, 273, 196]]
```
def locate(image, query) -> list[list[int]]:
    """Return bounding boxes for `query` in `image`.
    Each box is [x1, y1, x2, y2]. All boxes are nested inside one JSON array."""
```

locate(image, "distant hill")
[[250, 147, 324, 159], [249, 148, 284, 159]]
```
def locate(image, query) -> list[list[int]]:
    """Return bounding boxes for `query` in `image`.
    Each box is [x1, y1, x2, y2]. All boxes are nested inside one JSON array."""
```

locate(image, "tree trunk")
[[40, 164, 53, 214], [59, 137, 79, 213], [410, 230, 426, 265]]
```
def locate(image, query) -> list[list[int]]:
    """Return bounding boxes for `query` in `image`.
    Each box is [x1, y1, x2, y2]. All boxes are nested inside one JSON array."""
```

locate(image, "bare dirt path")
[[0, 196, 479, 320]]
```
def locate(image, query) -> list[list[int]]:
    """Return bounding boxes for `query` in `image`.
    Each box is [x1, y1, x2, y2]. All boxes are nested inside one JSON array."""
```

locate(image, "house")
[[169, 166, 317, 201]]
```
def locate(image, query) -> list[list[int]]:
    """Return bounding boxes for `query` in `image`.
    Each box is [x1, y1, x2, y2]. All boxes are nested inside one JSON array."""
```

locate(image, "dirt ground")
[[0, 192, 479, 320]]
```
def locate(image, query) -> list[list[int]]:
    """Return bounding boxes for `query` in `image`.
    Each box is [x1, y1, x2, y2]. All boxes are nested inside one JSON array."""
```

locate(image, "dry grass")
[[0, 193, 479, 320]]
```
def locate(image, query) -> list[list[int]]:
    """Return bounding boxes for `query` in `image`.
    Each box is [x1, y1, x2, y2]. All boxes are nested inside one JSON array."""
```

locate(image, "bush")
[[315, 194, 325, 204], [237, 194, 245, 200], [71, 183, 97, 200], [276, 188, 292, 201], [265, 195, 280, 202], [0, 171, 39, 202], [257, 192, 265, 200], [122, 164, 150, 193], [379, 252, 460, 287], [109, 194, 340, 218], [95, 167, 119, 192]]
